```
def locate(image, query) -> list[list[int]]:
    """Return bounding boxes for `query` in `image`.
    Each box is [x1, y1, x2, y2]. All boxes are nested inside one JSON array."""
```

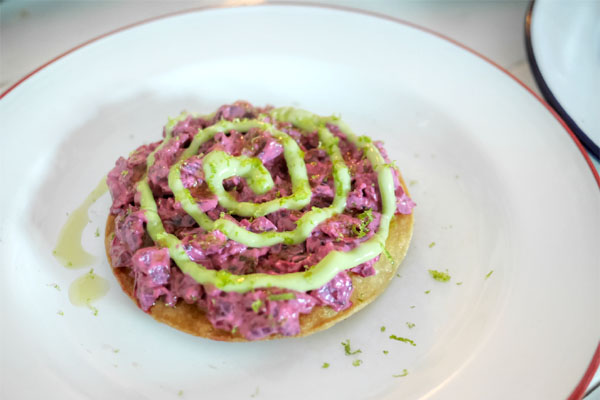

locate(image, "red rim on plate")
[[1, 3, 598, 399]]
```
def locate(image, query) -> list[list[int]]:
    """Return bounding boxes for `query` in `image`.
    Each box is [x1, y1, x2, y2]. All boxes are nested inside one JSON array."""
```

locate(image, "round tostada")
[[105, 101, 415, 341]]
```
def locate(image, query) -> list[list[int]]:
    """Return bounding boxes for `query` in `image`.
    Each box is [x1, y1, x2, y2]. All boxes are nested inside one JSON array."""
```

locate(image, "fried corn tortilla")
[[105, 182, 413, 342]]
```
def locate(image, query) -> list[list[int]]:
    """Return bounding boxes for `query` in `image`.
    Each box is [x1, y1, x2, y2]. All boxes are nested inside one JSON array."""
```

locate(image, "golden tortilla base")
[[105, 183, 414, 342]]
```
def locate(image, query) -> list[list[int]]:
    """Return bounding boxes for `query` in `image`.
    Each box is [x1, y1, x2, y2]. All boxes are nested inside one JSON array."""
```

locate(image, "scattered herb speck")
[[389, 335, 416, 346], [428, 269, 451, 282], [251, 299, 262, 313], [381, 244, 395, 265], [424, 290, 430, 294], [352, 359, 362, 367], [406, 322, 415, 329], [428, 242, 436, 248], [57, 310, 64, 316], [352, 208, 373, 238], [456, 281, 463, 286], [322, 362, 330, 369], [383, 350, 389, 355], [485, 270, 494, 279], [268, 293, 296, 301], [393, 369, 409, 378], [88, 303, 99, 316], [380, 326, 386, 332], [341, 339, 362, 355]]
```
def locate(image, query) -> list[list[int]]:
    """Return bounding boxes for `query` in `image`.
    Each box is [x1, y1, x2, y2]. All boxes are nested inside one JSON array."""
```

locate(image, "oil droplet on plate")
[[69, 269, 109, 314], [53, 178, 107, 268]]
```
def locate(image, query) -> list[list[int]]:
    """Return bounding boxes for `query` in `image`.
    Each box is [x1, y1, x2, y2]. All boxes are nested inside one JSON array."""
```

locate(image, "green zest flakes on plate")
[[352, 359, 363, 367], [424, 290, 431, 294], [383, 350, 389, 355], [341, 339, 362, 355], [428, 269, 451, 282], [406, 322, 415, 329], [456, 281, 463, 286], [485, 270, 494, 279], [380, 326, 386, 332], [393, 369, 409, 378], [322, 362, 330, 369], [428, 242, 436, 248], [389, 334, 416, 346]]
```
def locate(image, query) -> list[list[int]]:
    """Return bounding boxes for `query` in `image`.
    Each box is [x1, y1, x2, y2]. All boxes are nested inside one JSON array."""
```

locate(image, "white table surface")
[[1, 0, 598, 398]]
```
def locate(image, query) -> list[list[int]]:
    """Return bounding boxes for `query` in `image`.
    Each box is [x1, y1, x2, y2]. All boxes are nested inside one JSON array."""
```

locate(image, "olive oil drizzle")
[[68, 269, 109, 314], [53, 178, 110, 311], [53, 177, 107, 268]]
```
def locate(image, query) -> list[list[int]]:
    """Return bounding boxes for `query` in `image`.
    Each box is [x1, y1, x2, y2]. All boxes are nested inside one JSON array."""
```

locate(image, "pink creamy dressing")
[[107, 101, 415, 340]]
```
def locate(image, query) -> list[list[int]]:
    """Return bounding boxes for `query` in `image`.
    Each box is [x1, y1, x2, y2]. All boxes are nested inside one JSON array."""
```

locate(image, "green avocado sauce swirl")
[[137, 107, 396, 293]]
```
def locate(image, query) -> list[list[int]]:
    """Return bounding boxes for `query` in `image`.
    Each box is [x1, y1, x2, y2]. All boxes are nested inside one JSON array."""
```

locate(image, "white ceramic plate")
[[1, 5, 599, 400], [526, 0, 600, 159]]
